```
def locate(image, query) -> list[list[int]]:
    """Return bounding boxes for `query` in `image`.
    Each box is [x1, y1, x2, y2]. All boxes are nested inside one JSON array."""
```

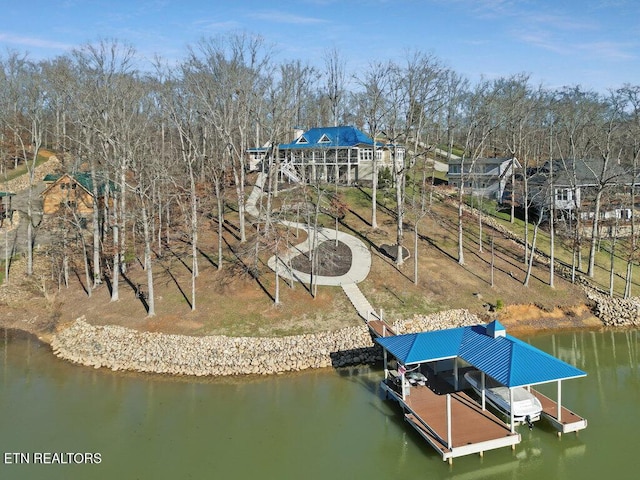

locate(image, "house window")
[[360, 149, 373, 161], [555, 188, 570, 202], [296, 135, 308, 144], [318, 134, 331, 144], [450, 165, 460, 174]]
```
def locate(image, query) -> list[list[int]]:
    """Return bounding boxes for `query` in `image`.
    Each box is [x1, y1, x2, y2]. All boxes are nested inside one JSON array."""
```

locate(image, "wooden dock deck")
[[367, 319, 396, 337], [382, 377, 520, 462], [371, 317, 586, 461], [532, 389, 588, 434]]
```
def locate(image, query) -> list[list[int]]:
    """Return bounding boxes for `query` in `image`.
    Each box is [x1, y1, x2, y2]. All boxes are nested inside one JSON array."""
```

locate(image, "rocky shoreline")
[[14, 295, 640, 377], [50, 310, 481, 376], [585, 286, 640, 327]]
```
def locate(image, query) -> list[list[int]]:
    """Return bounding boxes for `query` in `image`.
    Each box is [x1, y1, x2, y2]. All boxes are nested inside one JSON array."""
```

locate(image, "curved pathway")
[[246, 173, 376, 319], [267, 222, 371, 286]]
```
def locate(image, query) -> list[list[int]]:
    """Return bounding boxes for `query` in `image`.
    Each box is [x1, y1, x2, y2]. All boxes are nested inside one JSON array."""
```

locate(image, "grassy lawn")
[[1, 151, 52, 184], [472, 198, 640, 297]]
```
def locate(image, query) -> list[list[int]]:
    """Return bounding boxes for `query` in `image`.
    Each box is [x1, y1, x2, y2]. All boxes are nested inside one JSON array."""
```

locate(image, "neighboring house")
[[528, 158, 631, 221], [250, 126, 405, 185], [246, 144, 270, 172], [42, 173, 112, 217], [447, 156, 520, 202]]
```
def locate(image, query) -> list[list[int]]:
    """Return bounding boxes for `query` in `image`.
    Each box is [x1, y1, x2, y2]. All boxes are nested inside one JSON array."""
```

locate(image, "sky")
[[2, 0, 639, 92]]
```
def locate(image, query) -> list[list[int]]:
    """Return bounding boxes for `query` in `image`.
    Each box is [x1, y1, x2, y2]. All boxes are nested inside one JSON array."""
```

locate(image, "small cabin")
[[42, 173, 112, 217]]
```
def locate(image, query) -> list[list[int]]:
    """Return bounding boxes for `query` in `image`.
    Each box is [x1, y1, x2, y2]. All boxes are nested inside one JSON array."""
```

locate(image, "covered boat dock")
[[375, 320, 587, 462]]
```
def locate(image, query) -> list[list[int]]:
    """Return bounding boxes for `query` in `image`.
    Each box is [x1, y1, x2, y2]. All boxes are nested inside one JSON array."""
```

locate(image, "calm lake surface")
[[0, 328, 638, 480]]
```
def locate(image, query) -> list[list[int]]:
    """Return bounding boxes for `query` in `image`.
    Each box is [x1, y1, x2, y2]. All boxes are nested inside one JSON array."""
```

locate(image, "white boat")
[[464, 370, 543, 424]]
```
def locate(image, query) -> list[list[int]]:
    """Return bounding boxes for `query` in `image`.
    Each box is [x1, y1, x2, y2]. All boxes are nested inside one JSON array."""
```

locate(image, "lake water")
[[0, 328, 638, 480]]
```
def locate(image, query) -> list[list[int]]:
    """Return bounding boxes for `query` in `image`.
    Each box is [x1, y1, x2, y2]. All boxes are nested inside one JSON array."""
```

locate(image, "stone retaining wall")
[[392, 309, 480, 334], [584, 287, 640, 327], [50, 310, 480, 377]]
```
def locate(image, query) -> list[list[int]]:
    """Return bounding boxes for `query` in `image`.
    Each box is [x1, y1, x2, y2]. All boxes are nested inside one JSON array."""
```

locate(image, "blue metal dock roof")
[[376, 321, 586, 388]]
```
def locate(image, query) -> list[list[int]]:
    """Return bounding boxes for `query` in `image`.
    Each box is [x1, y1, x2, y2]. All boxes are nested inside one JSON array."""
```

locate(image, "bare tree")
[[184, 34, 271, 244], [619, 85, 640, 297], [0, 52, 45, 276], [354, 61, 394, 229], [68, 40, 140, 301], [323, 47, 346, 127], [586, 91, 626, 278]]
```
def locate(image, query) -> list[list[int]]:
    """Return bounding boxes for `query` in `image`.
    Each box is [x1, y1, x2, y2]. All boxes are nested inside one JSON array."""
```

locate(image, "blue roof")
[[278, 126, 377, 150], [376, 321, 586, 388]]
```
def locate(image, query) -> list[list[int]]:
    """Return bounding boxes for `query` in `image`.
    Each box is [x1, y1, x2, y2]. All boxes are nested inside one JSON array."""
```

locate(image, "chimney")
[[293, 126, 304, 141]]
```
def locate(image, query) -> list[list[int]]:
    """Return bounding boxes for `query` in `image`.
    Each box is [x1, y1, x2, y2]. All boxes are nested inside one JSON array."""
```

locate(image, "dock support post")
[[453, 358, 459, 390], [383, 349, 388, 380], [557, 380, 563, 423], [446, 394, 452, 450]]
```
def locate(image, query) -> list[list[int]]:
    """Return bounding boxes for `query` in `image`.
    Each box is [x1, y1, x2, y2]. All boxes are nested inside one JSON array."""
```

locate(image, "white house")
[[249, 126, 404, 185], [447, 156, 520, 202]]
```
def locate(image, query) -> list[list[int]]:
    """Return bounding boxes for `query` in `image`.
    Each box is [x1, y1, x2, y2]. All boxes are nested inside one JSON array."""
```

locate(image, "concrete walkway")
[[245, 172, 376, 320], [267, 221, 371, 286], [342, 283, 377, 321], [245, 172, 266, 218], [247, 173, 372, 287]]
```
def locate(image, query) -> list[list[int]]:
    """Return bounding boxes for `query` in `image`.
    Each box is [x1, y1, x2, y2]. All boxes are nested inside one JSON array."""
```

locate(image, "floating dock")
[[372, 320, 588, 462], [381, 371, 520, 463], [532, 389, 588, 434]]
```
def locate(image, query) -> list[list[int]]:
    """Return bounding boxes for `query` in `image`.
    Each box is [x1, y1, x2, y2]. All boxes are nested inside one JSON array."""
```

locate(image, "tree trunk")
[[395, 162, 404, 267], [490, 236, 495, 287], [524, 211, 543, 287], [457, 187, 465, 265], [111, 197, 120, 302], [413, 221, 419, 285], [609, 220, 619, 297], [90, 159, 102, 287], [588, 188, 605, 277], [141, 204, 155, 316], [274, 251, 280, 305], [371, 154, 378, 229], [215, 178, 224, 271]]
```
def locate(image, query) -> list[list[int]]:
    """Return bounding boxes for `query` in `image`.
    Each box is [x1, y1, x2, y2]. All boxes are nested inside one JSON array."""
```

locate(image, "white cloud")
[[0, 33, 73, 51], [249, 10, 326, 25]]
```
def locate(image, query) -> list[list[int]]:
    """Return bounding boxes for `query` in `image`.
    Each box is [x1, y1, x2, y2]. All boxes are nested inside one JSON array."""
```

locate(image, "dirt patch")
[[498, 303, 602, 336], [289, 240, 352, 276]]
